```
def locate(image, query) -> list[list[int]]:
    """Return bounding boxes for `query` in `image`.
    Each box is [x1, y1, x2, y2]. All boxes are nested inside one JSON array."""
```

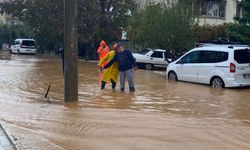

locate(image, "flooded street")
[[0, 51, 250, 150]]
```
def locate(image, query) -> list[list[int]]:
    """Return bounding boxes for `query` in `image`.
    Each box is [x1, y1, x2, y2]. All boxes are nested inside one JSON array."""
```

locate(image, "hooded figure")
[[97, 40, 109, 67], [98, 43, 119, 89]]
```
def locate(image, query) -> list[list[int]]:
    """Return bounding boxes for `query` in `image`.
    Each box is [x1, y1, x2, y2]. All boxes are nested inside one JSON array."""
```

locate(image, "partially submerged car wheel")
[[145, 63, 153, 70], [211, 77, 225, 88], [168, 71, 178, 81]]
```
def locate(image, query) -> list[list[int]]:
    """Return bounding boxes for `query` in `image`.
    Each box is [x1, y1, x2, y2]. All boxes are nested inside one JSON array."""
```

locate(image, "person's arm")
[[98, 53, 109, 66], [127, 50, 137, 67], [97, 47, 102, 54], [104, 55, 117, 69]]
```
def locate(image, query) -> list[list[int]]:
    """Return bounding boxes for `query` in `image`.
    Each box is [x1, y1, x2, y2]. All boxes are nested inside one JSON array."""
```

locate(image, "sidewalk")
[[0, 124, 16, 150]]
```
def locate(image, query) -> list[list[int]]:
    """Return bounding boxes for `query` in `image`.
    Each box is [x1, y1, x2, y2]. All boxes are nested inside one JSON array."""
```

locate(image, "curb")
[[0, 124, 17, 150]]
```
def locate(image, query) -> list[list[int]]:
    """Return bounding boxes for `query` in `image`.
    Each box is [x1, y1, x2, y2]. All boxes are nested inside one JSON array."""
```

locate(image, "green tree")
[[0, 24, 34, 47], [228, 0, 250, 44], [129, 0, 198, 54], [0, 0, 136, 56]]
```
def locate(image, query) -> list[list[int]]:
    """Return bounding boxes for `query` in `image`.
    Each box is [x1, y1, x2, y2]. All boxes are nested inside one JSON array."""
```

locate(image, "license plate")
[[26, 49, 32, 51], [243, 74, 250, 79]]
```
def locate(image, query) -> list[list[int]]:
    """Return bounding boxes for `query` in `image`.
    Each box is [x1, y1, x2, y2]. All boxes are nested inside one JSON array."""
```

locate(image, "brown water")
[[0, 51, 250, 150]]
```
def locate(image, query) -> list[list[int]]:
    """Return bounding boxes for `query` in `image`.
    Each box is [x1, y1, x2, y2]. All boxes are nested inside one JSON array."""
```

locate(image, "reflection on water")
[[0, 51, 250, 149]]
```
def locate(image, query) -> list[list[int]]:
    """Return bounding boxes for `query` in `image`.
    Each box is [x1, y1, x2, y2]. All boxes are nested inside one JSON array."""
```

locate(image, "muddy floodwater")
[[0, 51, 250, 150]]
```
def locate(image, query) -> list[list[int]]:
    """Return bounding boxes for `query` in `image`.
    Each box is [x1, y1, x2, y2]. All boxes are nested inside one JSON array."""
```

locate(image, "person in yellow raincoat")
[[98, 43, 119, 89], [97, 40, 109, 67]]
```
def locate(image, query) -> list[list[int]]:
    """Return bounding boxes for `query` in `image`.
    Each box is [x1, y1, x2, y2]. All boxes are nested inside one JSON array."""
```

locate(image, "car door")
[[13, 40, 20, 53], [175, 51, 201, 82], [150, 51, 166, 67], [197, 51, 220, 84]]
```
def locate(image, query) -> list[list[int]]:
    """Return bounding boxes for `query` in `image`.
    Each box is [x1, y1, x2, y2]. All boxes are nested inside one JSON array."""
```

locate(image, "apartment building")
[[0, 0, 23, 25], [135, 0, 243, 26]]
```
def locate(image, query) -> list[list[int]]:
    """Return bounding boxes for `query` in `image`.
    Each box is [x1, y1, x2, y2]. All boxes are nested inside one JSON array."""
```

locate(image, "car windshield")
[[22, 40, 36, 46], [139, 49, 151, 55], [234, 49, 250, 64]]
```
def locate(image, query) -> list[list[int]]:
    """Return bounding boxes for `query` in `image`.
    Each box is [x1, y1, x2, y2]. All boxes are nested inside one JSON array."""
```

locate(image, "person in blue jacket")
[[103, 43, 137, 92]]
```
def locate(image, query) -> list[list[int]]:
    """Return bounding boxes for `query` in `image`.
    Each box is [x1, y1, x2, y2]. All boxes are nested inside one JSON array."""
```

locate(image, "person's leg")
[[111, 79, 116, 89], [101, 81, 106, 89], [119, 71, 126, 92], [125, 69, 135, 92]]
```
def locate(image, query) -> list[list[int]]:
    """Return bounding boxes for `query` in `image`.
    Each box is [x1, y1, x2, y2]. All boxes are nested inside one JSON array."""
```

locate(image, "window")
[[180, 51, 201, 64], [140, 49, 150, 55], [14, 41, 20, 45], [22, 40, 36, 46], [234, 49, 250, 64], [200, 51, 228, 63], [151, 51, 163, 58], [236, 2, 243, 18], [216, 51, 228, 62], [200, 0, 226, 18]]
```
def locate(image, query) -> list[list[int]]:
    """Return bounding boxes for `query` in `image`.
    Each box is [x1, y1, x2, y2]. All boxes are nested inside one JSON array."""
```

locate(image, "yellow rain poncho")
[[98, 50, 119, 83]]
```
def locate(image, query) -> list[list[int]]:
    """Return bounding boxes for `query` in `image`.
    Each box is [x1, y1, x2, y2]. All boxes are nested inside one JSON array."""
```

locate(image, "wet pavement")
[[0, 124, 16, 150], [0, 51, 250, 149]]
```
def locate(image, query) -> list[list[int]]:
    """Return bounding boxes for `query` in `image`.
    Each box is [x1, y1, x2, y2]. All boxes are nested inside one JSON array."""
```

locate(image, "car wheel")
[[168, 71, 178, 81], [211, 77, 224, 88], [17, 49, 20, 55], [145, 63, 153, 70]]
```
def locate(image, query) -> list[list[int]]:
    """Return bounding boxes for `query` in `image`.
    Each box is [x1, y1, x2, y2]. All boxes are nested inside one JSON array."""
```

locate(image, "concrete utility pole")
[[64, 0, 78, 102]]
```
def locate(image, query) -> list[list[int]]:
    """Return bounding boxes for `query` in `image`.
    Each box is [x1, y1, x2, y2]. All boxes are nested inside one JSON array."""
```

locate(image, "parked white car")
[[132, 49, 172, 70], [10, 39, 37, 54], [166, 45, 250, 88]]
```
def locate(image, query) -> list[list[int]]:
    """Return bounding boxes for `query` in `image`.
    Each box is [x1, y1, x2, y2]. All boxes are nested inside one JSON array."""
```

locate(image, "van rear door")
[[21, 40, 36, 49], [234, 48, 250, 82]]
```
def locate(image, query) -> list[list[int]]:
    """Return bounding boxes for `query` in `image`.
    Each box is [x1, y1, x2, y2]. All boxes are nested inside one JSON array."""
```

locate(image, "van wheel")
[[211, 77, 224, 88], [145, 64, 153, 70], [168, 71, 178, 81]]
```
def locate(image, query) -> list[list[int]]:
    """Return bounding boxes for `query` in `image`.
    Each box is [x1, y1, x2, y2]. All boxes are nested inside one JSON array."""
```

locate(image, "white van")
[[10, 39, 37, 54], [166, 45, 250, 88]]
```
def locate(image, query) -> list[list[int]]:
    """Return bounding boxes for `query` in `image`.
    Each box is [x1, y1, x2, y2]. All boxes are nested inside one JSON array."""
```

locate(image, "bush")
[[193, 23, 229, 43]]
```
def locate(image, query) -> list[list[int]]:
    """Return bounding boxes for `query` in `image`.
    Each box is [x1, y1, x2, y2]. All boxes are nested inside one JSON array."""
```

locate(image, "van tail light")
[[230, 63, 236, 73]]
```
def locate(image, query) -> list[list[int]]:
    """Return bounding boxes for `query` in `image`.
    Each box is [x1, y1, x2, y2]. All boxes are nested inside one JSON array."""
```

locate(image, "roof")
[[15, 39, 36, 41], [193, 45, 250, 52]]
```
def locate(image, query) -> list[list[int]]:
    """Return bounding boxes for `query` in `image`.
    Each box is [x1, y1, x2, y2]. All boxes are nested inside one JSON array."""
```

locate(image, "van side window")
[[180, 51, 201, 63], [200, 51, 228, 63], [216, 51, 228, 62]]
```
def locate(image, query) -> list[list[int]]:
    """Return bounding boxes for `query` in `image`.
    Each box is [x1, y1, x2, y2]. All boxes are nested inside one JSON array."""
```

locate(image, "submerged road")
[[0, 51, 250, 149]]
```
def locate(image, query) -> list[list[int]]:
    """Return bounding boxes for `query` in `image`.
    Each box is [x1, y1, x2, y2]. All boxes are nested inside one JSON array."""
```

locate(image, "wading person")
[[103, 44, 137, 92], [98, 43, 119, 90], [97, 40, 109, 67]]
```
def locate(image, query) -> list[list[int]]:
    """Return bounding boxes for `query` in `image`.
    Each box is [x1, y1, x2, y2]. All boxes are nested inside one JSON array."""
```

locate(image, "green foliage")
[[193, 24, 229, 43], [0, 24, 34, 46], [129, 0, 198, 54], [0, 0, 136, 55], [228, 0, 250, 44], [227, 23, 250, 44]]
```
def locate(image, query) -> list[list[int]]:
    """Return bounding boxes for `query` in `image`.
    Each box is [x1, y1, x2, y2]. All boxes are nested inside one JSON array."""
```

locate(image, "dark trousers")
[[101, 79, 116, 89]]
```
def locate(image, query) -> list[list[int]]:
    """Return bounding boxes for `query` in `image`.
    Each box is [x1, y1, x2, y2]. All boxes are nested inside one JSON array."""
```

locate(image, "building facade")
[[135, 0, 242, 26], [0, 0, 23, 25], [198, 0, 242, 25]]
